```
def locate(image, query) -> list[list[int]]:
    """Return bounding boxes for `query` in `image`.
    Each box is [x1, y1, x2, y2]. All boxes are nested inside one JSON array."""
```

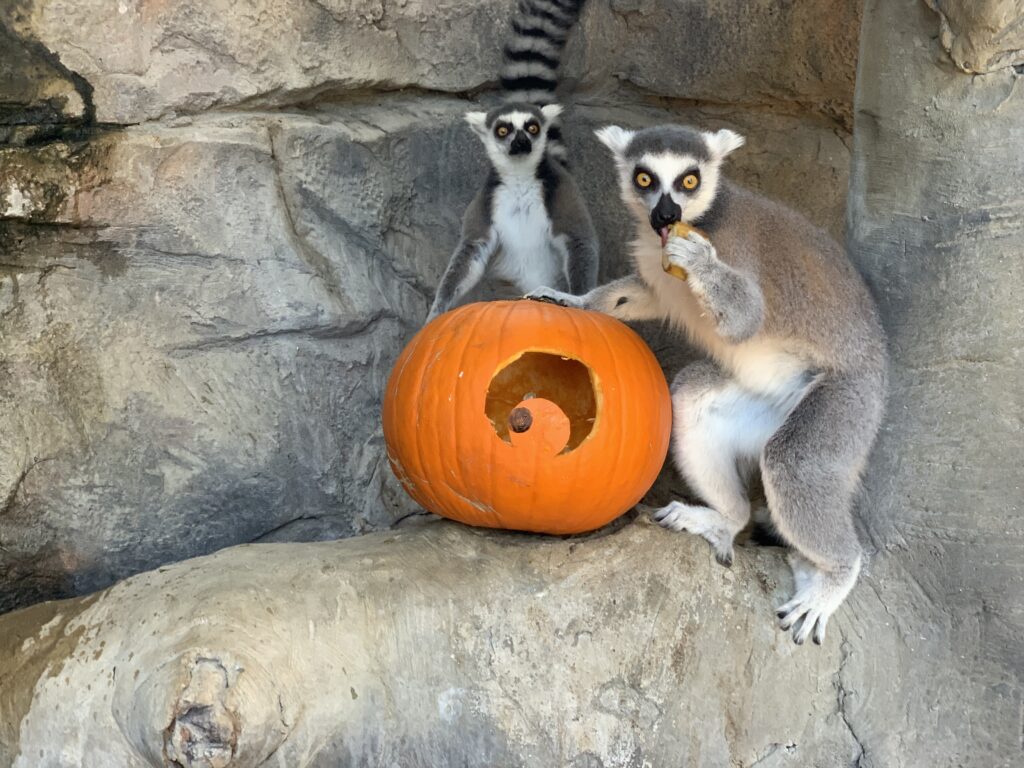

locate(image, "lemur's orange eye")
[[682, 173, 700, 190], [635, 171, 653, 189], [496, 125, 509, 138], [526, 122, 540, 135]]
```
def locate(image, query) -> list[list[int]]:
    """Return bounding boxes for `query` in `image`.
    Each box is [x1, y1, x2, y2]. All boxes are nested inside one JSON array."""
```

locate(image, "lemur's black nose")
[[650, 194, 682, 231], [509, 131, 532, 155]]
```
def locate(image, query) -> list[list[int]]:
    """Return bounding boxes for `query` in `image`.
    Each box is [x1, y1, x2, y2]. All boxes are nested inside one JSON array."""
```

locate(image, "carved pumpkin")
[[382, 300, 671, 534]]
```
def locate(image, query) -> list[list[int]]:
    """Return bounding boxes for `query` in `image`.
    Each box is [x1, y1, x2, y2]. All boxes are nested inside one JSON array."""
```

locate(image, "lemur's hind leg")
[[650, 361, 788, 567], [762, 373, 884, 645]]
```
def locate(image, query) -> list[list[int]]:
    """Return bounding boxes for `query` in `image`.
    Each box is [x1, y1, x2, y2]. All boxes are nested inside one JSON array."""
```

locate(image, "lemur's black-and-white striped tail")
[[500, 0, 587, 165]]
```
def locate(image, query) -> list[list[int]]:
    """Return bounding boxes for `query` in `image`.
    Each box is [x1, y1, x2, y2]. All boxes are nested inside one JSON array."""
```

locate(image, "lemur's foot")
[[644, 501, 737, 567], [776, 553, 861, 646], [665, 230, 715, 270], [524, 286, 583, 308]]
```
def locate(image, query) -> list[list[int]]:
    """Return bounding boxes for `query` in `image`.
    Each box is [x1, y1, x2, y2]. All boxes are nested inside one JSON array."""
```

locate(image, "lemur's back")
[[714, 182, 886, 374]]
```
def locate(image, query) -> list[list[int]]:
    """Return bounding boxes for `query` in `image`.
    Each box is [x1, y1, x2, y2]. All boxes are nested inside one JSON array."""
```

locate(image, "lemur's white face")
[[595, 125, 745, 244], [465, 104, 562, 176]]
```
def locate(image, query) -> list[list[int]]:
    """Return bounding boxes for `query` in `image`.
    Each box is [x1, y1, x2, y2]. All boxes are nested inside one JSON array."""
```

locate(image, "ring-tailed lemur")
[[529, 124, 888, 646], [426, 0, 597, 322]]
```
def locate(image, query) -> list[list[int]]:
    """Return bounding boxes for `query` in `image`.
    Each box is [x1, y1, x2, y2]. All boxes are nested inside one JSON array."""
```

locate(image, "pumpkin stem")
[[509, 407, 533, 433]]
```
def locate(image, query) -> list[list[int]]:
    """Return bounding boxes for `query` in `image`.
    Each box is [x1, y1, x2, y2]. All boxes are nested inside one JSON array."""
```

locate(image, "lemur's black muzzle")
[[650, 193, 682, 232], [509, 131, 532, 156]]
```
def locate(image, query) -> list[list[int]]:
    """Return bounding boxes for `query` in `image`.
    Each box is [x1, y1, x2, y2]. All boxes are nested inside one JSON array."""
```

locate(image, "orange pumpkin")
[[382, 300, 671, 534]]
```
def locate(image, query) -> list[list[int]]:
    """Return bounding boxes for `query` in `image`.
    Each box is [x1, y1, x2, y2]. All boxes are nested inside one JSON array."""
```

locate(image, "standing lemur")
[[530, 125, 887, 645], [426, 0, 597, 321]]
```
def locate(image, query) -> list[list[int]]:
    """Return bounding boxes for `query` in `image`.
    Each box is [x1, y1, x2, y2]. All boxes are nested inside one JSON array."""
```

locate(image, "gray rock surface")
[[582, 0, 862, 127], [0, 518, 865, 767], [844, 1, 1024, 765], [0, 107, 435, 610], [2, 0, 861, 125]]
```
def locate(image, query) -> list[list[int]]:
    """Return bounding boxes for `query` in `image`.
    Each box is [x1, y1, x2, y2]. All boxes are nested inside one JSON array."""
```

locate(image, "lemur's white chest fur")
[[633, 236, 810, 401], [490, 177, 566, 290]]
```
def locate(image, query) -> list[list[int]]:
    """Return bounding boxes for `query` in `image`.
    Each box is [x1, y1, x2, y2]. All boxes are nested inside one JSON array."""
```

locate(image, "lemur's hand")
[[525, 286, 585, 308], [666, 231, 716, 272]]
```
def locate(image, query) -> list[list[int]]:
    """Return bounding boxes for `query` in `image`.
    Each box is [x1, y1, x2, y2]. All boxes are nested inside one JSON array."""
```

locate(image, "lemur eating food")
[[530, 124, 888, 646], [426, 0, 598, 322]]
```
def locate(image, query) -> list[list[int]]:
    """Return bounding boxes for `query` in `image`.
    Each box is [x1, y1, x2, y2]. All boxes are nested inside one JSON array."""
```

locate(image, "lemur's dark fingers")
[[524, 291, 573, 307], [812, 617, 827, 645]]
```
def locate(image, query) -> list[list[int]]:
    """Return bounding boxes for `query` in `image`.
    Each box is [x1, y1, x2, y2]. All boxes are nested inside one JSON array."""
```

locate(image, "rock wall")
[[842, 1, 1024, 765], [0, 0, 860, 611]]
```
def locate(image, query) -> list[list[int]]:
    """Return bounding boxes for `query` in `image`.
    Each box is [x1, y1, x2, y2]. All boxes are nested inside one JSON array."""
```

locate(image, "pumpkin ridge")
[[489, 301, 520, 524], [581, 309, 618, 528], [556, 307, 587, 517], [408, 324, 441, 515], [450, 302, 492, 521]]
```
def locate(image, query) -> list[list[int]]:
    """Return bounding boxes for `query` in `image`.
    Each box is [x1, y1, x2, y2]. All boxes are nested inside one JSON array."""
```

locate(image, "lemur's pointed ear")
[[594, 126, 635, 156], [465, 111, 488, 137], [704, 129, 745, 160], [540, 103, 563, 121]]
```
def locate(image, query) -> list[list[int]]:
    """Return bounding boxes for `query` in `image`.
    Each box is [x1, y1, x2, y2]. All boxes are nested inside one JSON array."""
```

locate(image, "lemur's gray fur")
[[426, 0, 597, 322], [529, 124, 888, 646]]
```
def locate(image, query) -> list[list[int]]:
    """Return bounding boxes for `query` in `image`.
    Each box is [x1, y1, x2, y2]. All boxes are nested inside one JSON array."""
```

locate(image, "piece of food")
[[660, 221, 708, 281]]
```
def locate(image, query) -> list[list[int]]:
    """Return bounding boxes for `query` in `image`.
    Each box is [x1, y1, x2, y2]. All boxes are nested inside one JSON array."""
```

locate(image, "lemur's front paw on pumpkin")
[[525, 287, 583, 308]]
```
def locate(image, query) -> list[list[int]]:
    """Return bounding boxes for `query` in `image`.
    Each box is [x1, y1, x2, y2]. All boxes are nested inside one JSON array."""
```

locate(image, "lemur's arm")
[[527, 274, 662, 323], [427, 234, 497, 322], [665, 231, 764, 343], [564, 235, 599, 295], [548, 173, 599, 296]]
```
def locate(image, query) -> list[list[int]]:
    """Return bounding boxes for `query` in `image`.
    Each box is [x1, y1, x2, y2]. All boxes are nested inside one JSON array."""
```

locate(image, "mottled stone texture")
[[844, 1, 1024, 765], [0, 0, 859, 611], [0, 7, 89, 146], [0, 520, 863, 768], [925, 0, 1024, 73], [1, 0, 858, 125]]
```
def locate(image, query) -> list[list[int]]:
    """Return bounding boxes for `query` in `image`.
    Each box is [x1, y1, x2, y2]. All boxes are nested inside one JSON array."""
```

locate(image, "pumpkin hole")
[[485, 351, 598, 453]]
